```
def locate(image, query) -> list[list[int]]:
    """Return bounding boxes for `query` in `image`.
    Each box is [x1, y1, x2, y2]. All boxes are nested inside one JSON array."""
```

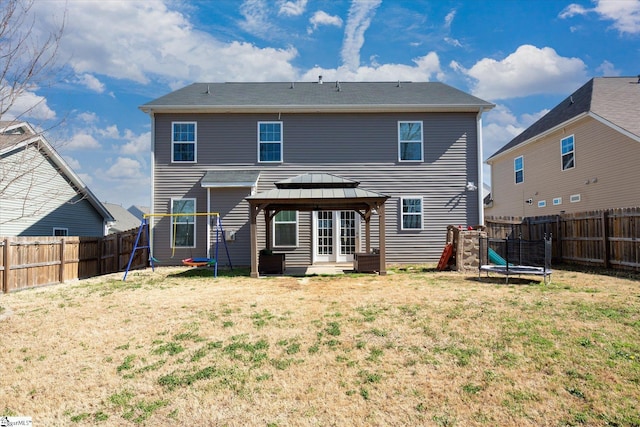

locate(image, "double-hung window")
[[514, 156, 524, 184], [172, 122, 196, 162], [561, 135, 575, 170], [53, 227, 68, 236], [398, 121, 423, 162], [258, 121, 283, 163], [171, 198, 195, 248], [401, 197, 423, 230], [273, 211, 297, 247]]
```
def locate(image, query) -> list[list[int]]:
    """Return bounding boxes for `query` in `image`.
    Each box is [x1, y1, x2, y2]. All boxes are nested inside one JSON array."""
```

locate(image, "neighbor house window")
[[273, 210, 297, 246], [171, 198, 196, 247], [514, 156, 524, 184], [538, 200, 546, 208], [561, 135, 575, 170], [570, 194, 581, 203], [53, 228, 68, 236], [258, 121, 283, 162], [398, 121, 423, 161], [553, 197, 562, 206], [401, 197, 423, 230], [172, 122, 196, 162]]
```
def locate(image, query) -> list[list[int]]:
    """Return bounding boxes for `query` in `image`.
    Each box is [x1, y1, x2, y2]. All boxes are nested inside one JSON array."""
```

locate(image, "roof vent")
[[290, 82, 295, 89], [569, 95, 574, 104], [318, 75, 323, 85], [397, 80, 401, 88], [206, 84, 211, 95], [336, 81, 341, 92], [637, 74, 640, 84]]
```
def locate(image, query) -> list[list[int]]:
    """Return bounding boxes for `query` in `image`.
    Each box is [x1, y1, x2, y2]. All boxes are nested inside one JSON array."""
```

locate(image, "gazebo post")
[[364, 209, 372, 253], [250, 204, 259, 278], [378, 203, 387, 275]]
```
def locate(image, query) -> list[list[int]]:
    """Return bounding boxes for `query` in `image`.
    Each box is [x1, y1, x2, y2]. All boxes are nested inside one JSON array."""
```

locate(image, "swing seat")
[[182, 257, 216, 267]]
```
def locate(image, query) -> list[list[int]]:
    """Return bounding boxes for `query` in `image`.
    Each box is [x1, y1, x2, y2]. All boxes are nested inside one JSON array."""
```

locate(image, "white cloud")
[[458, 45, 587, 100], [105, 157, 144, 180], [596, 60, 621, 76], [302, 52, 443, 82], [560, 0, 640, 34], [63, 155, 81, 170], [34, 0, 299, 85], [98, 125, 120, 139], [278, 0, 308, 16], [1, 88, 57, 121], [65, 132, 101, 150], [239, 0, 281, 40], [444, 10, 456, 29], [76, 73, 105, 93], [77, 112, 98, 124], [341, 0, 382, 71], [308, 10, 343, 34], [77, 172, 93, 185], [121, 131, 151, 155]]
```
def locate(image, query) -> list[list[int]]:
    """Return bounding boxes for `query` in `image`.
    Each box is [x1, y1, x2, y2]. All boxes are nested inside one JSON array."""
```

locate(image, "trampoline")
[[479, 236, 552, 284]]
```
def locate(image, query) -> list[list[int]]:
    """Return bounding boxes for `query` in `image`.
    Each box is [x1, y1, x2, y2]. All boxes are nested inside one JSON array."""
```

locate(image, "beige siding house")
[[486, 77, 640, 217]]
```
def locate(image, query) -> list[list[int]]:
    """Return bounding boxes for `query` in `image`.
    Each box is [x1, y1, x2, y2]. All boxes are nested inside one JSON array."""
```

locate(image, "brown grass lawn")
[[1, 265, 639, 426]]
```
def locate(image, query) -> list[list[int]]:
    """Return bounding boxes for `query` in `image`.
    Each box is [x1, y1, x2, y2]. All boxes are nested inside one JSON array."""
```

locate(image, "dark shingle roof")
[[141, 81, 494, 113], [488, 77, 640, 161]]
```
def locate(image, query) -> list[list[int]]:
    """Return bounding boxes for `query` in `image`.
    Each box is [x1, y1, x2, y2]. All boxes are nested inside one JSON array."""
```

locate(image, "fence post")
[[555, 214, 563, 263], [2, 238, 8, 293], [59, 238, 66, 284], [601, 211, 610, 268]]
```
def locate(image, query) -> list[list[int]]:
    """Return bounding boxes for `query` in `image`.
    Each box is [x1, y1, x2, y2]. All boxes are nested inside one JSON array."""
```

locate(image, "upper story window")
[[273, 210, 297, 247], [400, 197, 423, 230], [53, 227, 68, 236], [561, 135, 575, 170], [258, 121, 283, 163], [171, 198, 196, 248], [514, 156, 524, 184], [172, 122, 196, 163], [398, 121, 423, 162]]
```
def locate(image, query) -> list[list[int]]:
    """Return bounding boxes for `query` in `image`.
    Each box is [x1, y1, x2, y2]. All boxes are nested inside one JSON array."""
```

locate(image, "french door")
[[314, 211, 358, 263]]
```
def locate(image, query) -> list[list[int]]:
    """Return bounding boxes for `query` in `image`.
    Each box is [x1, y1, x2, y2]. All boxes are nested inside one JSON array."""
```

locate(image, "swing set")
[[122, 212, 232, 281]]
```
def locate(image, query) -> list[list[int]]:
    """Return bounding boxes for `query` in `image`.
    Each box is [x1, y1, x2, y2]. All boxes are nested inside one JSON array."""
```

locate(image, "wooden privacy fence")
[[486, 206, 640, 271], [0, 227, 149, 293]]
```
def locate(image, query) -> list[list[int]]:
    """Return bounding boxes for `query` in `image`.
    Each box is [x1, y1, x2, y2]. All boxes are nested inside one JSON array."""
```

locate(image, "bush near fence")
[[0, 227, 149, 293], [486, 206, 640, 271]]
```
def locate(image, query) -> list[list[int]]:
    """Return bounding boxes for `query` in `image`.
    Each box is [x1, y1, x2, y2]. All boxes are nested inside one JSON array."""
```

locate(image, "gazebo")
[[246, 173, 390, 278]]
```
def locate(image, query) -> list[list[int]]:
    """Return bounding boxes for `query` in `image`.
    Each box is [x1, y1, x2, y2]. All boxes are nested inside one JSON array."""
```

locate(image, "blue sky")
[[7, 0, 640, 208]]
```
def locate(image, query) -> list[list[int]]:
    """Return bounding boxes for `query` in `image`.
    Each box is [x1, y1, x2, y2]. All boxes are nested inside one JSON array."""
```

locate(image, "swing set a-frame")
[[123, 212, 232, 281]]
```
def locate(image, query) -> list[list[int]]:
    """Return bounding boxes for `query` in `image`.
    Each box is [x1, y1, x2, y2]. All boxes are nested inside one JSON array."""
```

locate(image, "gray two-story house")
[[140, 80, 493, 276]]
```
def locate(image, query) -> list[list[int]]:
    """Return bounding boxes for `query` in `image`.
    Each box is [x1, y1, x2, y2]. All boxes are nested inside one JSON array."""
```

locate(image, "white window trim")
[[272, 210, 298, 248], [538, 200, 546, 208], [553, 197, 562, 206], [53, 227, 68, 236], [170, 197, 196, 248], [514, 156, 524, 184], [257, 121, 283, 163], [570, 194, 581, 203], [171, 121, 197, 163], [398, 121, 424, 162], [400, 196, 424, 230], [561, 134, 575, 171]]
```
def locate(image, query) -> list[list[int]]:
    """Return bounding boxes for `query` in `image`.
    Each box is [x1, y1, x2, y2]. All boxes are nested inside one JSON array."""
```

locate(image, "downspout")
[[149, 112, 156, 254], [476, 108, 485, 226], [206, 188, 211, 259]]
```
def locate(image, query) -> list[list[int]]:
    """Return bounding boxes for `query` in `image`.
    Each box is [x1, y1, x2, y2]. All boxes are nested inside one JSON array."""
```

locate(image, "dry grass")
[[0, 265, 639, 426]]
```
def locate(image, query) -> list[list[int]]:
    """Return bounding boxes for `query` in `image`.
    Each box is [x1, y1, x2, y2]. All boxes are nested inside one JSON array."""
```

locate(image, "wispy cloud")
[[278, 0, 308, 17], [340, 0, 382, 71], [308, 10, 343, 34], [76, 74, 105, 93]]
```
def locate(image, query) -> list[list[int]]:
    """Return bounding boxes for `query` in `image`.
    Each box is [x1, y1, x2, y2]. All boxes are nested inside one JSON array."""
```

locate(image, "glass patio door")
[[314, 211, 358, 263]]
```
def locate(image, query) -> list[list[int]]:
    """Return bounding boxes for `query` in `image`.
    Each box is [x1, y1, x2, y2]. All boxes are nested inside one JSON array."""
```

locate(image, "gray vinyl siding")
[[0, 146, 105, 236], [153, 112, 479, 266]]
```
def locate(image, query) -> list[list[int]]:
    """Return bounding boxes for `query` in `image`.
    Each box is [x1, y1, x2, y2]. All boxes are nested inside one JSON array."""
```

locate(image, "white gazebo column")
[[250, 204, 259, 278], [378, 203, 386, 275]]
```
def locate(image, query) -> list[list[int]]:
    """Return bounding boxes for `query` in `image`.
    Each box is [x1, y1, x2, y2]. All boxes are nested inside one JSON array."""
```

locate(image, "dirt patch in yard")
[[0, 266, 639, 426]]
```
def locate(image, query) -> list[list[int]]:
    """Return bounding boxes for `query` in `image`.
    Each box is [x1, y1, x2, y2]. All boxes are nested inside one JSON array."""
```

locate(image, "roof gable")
[[488, 77, 640, 161]]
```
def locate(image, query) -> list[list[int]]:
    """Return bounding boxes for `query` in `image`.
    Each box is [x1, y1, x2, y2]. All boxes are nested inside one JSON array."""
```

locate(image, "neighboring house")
[[104, 202, 142, 233], [128, 205, 149, 221], [139, 80, 494, 273], [0, 121, 113, 236], [486, 76, 640, 217]]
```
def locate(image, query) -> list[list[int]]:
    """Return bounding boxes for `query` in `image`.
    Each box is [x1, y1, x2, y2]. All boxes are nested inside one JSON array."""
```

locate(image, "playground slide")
[[488, 248, 507, 266]]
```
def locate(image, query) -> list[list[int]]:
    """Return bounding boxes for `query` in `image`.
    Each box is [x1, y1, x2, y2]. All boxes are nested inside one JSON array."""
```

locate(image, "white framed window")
[[538, 200, 546, 208], [171, 198, 196, 248], [514, 156, 524, 184], [172, 122, 197, 163], [273, 211, 297, 247], [570, 194, 581, 203], [398, 121, 423, 162], [561, 135, 575, 171], [258, 121, 283, 163], [400, 197, 423, 230], [553, 197, 562, 206], [53, 228, 68, 236]]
